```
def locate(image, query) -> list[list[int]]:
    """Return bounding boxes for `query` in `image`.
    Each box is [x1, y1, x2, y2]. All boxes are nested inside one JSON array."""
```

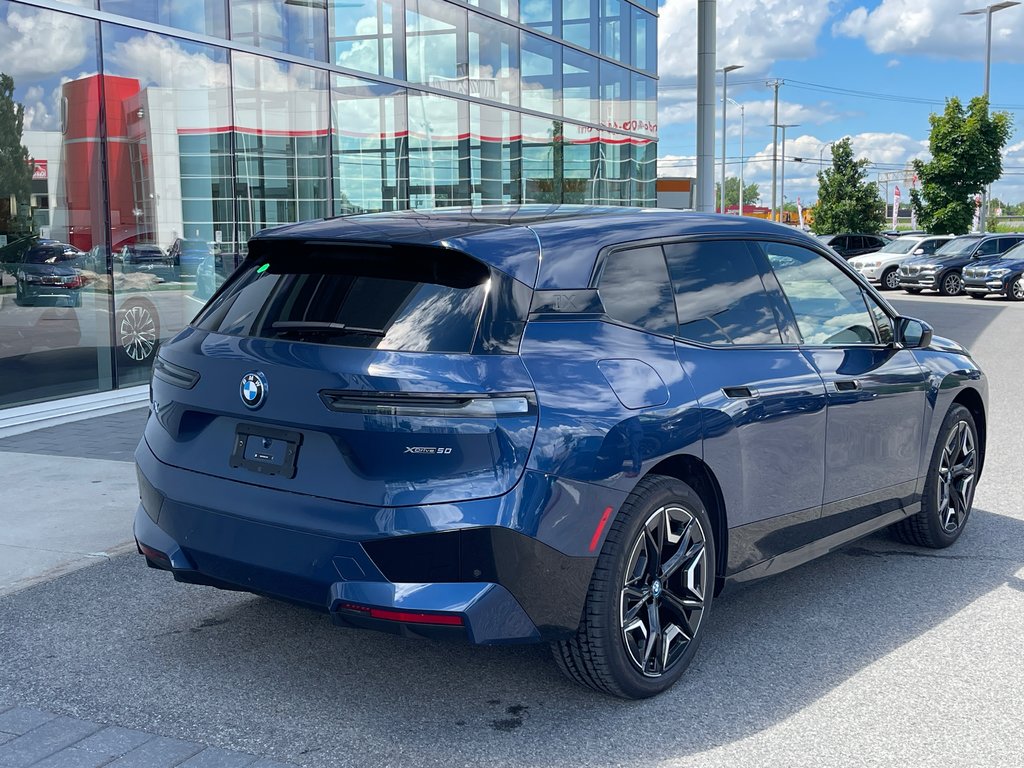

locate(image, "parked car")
[[849, 235, 954, 290], [167, 238, 212, 278], [14, 243, 85, 307], [963, 241, 1024, 301], [898, 233, 1024, 296], [814, 233, 889, 259], [119, 243, 167, 272], [136, 207, 987, 699], [883, 230, 926, 237]]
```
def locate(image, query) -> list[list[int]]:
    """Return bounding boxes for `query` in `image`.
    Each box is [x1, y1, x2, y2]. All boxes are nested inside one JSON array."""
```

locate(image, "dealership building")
[[0, 0, 657, 418]]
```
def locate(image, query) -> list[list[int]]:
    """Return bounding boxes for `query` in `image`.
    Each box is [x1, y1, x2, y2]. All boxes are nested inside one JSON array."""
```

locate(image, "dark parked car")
[[815, 233, 889, 259], [14, 243, 85, 307], [136, 207, 987, 699], [963, 241, 1024, 301], [167, 238, 212, 277], [119, 243, 167, 271], [899, 233, 1024, 296]]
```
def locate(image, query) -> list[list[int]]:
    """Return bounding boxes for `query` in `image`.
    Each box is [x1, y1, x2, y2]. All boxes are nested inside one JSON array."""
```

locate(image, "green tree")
[[911, 96, 1012, 235], [0, 73, 33, 236], [715, 176, 760, 210], [811, 138, 885, 234]]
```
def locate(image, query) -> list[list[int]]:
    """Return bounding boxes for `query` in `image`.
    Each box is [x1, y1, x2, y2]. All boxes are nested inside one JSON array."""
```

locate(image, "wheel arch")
[[952, 387, 986, 478], [644, 454, 728, 595]]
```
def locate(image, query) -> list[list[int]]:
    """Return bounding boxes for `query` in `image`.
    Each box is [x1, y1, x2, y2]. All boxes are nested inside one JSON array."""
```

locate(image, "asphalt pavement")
[[1, 291, 1022, 767]]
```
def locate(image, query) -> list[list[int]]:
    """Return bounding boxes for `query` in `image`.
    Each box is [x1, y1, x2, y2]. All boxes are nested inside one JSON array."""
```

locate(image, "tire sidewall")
[[881, 267, 900, 291], [921, 404, 978, 546], [597, 477, 716, 699]]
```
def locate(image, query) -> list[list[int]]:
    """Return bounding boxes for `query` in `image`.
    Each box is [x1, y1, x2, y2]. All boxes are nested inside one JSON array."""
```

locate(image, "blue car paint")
[[134, 206, 987, 645]]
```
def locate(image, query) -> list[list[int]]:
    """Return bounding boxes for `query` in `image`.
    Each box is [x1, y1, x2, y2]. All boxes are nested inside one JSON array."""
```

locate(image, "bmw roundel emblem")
[[240, 371, 268, 409]]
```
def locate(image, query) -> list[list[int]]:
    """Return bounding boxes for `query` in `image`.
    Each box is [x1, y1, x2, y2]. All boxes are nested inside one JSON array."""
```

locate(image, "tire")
[[938, 271, 964, 297], [1008, 276, 1024, 302], [891, 404, 978, 548], [880, 267, 901, 291], [552, 475, 715, 699], [904, 287, 923, 295], [117, 299, 160, 365]]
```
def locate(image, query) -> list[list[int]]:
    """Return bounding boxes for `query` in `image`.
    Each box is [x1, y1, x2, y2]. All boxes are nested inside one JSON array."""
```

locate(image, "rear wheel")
[[892, 404, 978, 548], [939, 271, 964, 297], [552, 475, 714, 699], [880, 267, 900, 291]]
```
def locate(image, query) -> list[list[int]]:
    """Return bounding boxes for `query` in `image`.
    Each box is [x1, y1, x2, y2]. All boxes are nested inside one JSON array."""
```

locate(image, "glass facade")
[[0, 0, 656, 410]]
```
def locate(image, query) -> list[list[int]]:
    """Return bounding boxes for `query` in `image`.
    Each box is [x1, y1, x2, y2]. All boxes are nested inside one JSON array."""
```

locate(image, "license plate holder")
[[229, 423, 302, 479]]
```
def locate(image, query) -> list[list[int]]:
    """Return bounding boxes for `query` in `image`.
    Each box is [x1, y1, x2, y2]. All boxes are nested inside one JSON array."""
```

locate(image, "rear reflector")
[[339, 602, 464, 626], [138, 542, 171, 568]]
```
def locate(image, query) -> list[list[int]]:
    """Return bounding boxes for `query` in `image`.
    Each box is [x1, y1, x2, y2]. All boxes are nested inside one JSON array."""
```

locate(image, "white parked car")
[[850, 235, 954, 290]]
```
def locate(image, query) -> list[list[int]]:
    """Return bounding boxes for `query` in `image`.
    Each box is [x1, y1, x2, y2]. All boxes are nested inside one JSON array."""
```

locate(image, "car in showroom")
[[814, 233, 890, 259], [14, 242, 85, 307], [899, 233, 1024, 296], [166, 237, 212, 278], [849, 234, 953, 290], [135, 207, 987, 699], [963, 240, 1024, 301], [119, 243, 168, 273]]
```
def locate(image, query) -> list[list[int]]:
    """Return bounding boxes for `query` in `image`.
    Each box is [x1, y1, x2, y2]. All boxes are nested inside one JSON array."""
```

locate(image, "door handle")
[[834, 380, 860, 392], [722, 386, 758, 399]]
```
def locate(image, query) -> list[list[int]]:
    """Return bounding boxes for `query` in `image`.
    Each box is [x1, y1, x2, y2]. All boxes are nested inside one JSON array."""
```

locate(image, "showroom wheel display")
[[117, 299, 160, 364], [892, 404, 978, 549], [552, 475, 714, 699]]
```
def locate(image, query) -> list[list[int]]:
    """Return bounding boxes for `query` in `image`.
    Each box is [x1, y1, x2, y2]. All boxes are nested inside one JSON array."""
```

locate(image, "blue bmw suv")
[[135, 207, 987, 699]]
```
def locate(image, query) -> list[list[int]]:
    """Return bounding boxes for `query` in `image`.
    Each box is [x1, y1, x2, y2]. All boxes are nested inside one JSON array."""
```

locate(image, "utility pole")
[[696, 1, 717, 213], [771, 123, 799, 224], [767, 79, 783, 221]]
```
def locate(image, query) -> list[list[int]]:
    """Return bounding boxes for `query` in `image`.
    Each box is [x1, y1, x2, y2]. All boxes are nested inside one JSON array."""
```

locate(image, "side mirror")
[[896, 316, 933, 349], [913, 248, 924, 255]]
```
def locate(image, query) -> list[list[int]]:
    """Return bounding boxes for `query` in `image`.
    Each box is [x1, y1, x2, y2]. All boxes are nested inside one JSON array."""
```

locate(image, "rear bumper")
[[134, 438, 617, 643]]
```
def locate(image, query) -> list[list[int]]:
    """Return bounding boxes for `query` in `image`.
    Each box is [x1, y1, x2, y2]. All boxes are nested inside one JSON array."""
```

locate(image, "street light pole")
[[719, 65, 742, 213], [961, 1, 1020, 232], [771, 123, 799, 223], [728, 98, 745, 215]]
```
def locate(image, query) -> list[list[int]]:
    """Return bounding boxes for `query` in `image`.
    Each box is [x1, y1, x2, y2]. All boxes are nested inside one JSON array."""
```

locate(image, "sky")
[[655, 0, 1024, 208]]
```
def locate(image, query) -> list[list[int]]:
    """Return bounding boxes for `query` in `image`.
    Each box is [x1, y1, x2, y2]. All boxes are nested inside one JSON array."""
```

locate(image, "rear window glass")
[[194, 245, 491, 353], [597, 246, 677, 335]]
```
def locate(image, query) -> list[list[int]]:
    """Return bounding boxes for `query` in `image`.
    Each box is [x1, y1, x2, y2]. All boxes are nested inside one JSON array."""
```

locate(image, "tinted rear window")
[[597, 246, 677, 335], [194, 245, 492, 353]]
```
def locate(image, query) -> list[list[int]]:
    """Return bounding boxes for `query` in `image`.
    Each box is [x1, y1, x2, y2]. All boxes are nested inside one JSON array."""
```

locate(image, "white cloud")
[[835, 0, 1024, 62], [659, 95, 844, 135], [886, 58, 901, 68], [659, 0, 838, 83], [106, 33, 230, 89], [657, 154, 697, 177], [0, 5, 91, 81]]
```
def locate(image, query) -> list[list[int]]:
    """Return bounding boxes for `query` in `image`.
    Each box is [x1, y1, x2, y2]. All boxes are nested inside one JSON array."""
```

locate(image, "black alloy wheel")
[[939, 271, 964, 297], [893, 404, 978, 548], [553, 475, 715, 699], [881, 268, 901, 291]]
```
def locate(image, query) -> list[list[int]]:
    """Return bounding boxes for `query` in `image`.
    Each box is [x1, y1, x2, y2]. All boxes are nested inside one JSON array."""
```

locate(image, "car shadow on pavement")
[[1, 506, 1022, 768]]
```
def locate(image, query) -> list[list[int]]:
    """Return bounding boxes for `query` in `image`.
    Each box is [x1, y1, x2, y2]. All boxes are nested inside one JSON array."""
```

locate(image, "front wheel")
[[880, 267, 901, 291], [552, 475, 715, 699], [892, 404, 978, 548], [939, 271, 964, 297], [1008, 276, 1024, 302]]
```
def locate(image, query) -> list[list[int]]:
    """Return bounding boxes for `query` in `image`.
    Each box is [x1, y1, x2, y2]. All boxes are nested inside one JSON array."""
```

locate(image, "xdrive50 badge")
[[404, 446, 453, 455]]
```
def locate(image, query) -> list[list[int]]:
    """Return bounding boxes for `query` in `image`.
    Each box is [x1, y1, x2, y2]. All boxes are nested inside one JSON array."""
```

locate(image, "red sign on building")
[[32, 160, 47, 180]]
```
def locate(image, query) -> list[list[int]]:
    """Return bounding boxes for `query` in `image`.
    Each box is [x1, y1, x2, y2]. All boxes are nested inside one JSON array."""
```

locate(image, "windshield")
[[935, 237, 981, 257], [879, 238, 919, 254], [24, 248, 57, 264]]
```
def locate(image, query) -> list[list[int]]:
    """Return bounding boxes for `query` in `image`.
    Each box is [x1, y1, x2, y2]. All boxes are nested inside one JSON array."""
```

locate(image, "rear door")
[[147, 238, 538, 508], [759, 240, 929, 532]]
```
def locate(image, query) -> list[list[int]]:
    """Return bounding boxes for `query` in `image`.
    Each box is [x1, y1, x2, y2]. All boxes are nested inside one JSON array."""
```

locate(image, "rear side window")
[[664, 240, 783, 346], [194, 244, 493, 353], [597, 246, 677, 335]]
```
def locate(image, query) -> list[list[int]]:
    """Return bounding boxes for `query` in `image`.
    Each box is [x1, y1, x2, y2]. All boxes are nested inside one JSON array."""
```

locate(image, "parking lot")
[[1, 292, 1022, 768]]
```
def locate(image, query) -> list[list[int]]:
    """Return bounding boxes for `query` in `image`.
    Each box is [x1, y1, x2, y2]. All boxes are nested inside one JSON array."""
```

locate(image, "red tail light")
[[339, 602, 464, 626]]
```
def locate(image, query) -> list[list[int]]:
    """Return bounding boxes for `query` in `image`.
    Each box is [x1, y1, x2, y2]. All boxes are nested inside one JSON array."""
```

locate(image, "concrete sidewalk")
[[0, 408, 148, 596]]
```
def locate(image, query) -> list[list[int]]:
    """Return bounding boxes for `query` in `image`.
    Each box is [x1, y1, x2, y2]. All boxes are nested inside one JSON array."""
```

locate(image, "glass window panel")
[[330, 0, 397, 77], [520, 0, 553, 35], [100, 0, 227, 38], [598, 246, 676, 335], [562, 49, 598, 125], [761, 242, 880, 346], [407, 91, 470, 208], [521, 114, 557, 203], [632, 73, 657, 137], [561, 0, 594, 49], [101, 23, 235, 386], [0, 3, 113, 406], [562, 136, 597, 204], [332, 74, 408, 213], [470, 104, 520, 205], [600, 60, 629, 129], [631, 140, 656, 206], [469, 12, 519, 105], [468, 0, 518, 21], [600, 0, 629, 63], [406, 0, 467, 85], [632, 6, 656, 73], [233, 53, 330, 245], [594, 130, 630, 205], [231, 0, 327, 61], [665, 241, 783, 346], [521, 32, 560, 116]]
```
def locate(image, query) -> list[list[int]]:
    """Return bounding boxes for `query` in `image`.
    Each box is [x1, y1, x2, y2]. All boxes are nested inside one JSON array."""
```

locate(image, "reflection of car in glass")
[[963, 242, 1024, 301], [167, 238, 211, 277], [899, 233, 1024, 296], [120, 243, 167, 271], [15, 244, 85, 307], [135, 207, 988, 700], [849, 235, 953, 290], [814, 233, 889, 259]]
